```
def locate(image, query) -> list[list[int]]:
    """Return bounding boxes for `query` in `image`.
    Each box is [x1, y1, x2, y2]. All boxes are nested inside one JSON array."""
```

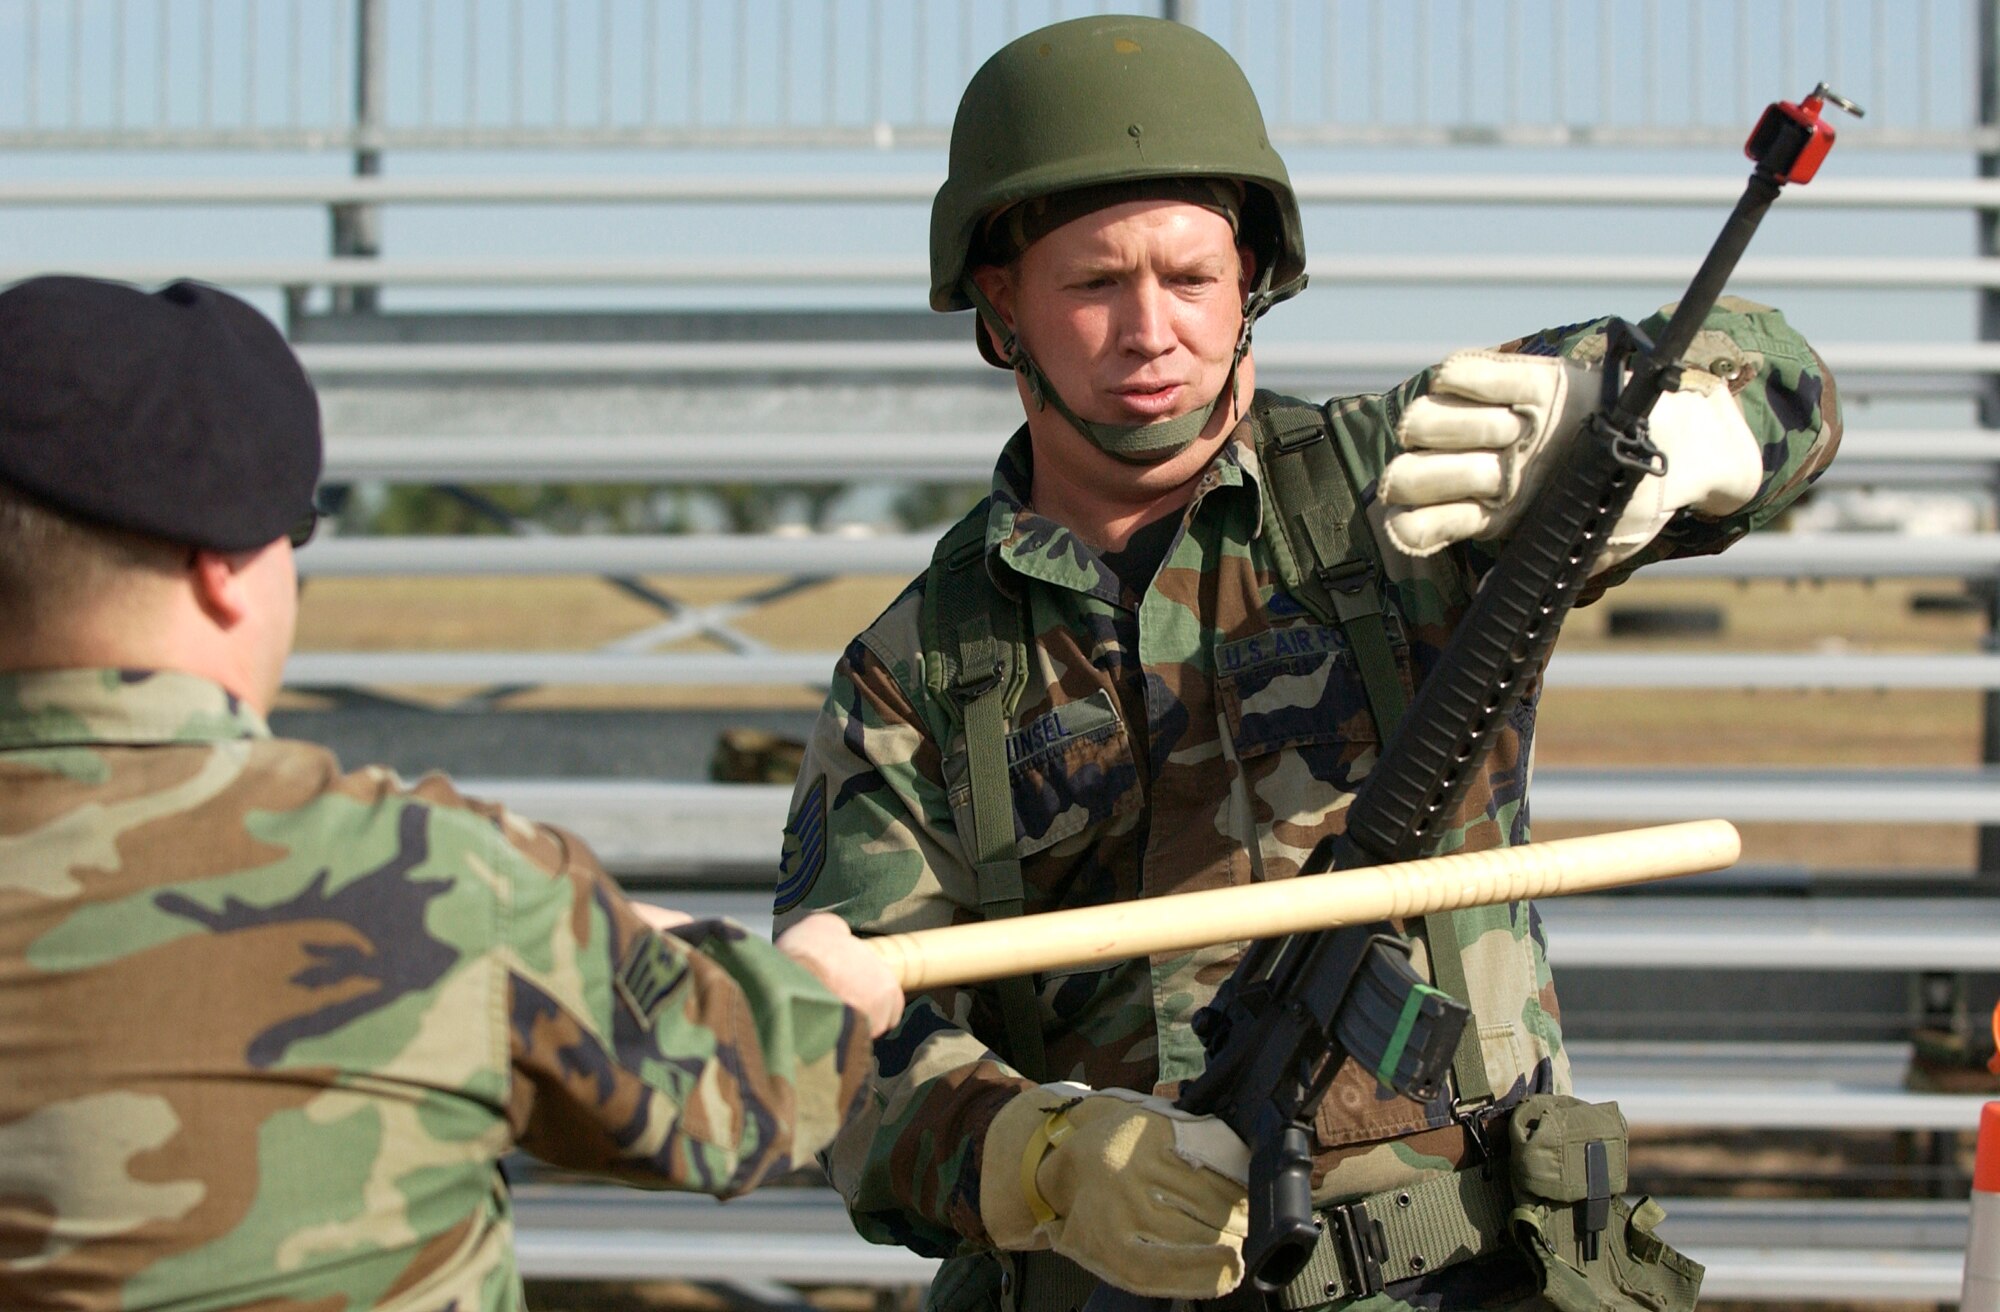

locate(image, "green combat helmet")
[[931, 14, 1309, 463]]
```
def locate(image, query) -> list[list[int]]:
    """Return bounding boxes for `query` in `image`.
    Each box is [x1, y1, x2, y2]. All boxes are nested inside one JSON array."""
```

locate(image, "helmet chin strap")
[[964, 264, 1301, 467]]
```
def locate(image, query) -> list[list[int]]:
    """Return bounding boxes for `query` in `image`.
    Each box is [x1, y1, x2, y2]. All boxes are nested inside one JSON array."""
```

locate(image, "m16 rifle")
[[1082, 82, 1862, 1312]]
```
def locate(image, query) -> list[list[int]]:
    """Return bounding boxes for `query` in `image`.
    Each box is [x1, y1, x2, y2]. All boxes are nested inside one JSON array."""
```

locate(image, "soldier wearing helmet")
[[776, 15, 1839, 1312]]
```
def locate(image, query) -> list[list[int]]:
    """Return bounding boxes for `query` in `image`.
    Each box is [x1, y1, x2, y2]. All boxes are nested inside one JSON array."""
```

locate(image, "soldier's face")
[[979, 200, 1254, 430]]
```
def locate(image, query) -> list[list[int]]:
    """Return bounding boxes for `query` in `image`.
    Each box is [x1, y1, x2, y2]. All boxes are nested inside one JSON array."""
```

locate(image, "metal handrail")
[[278, 650, 2000, 692], [509, 1182, 1970, 1300], [454, 770, 2000, 867], [10, 174, 2000, 209], [17, 253, 2000, 291], [321, 431, 1000, 481], [510, 1184, 1977, 1296], [1540, 896, 2000, 971], [292, 531, 2000, 579], [0, 0, 1982, 161], [314, 426, 2000, 485], [268, 339, 2000, 379]]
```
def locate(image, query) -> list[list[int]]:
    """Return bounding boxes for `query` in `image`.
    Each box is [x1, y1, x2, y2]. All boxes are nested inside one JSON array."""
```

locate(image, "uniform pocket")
[[946, 689, 1141, 859], [1471, 1021, 1527, 1095], [1217, 622, 1385, 787]]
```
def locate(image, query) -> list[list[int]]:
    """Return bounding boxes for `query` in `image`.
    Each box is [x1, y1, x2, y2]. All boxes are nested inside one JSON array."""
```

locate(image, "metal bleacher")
[[10, 0, 2000, 1303]]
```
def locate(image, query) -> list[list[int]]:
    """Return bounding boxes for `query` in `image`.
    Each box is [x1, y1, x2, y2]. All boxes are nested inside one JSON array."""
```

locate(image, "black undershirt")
[[1093, 511, 1183, 878], [1097, 510, 1183, 599]]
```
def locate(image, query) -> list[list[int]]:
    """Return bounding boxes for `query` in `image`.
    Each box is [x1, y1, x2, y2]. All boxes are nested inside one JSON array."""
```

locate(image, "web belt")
[[1272, 1165, 1512, 1306], [1007, 1163, 1511, 1312]]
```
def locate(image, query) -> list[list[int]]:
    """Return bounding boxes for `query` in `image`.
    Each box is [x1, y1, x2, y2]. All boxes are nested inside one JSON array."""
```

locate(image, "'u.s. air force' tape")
[[773, 776, 827, 915]]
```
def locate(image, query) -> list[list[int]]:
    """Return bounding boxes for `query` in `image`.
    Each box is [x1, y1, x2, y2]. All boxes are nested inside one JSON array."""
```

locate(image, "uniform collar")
[[983, 421, 1259, 603], [0, 668, 269, 750]]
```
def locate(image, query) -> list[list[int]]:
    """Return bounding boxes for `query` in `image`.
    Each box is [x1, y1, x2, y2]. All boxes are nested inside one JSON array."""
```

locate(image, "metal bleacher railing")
[[3, 0, 1989, 152], [9, 0, 2000, 1303]]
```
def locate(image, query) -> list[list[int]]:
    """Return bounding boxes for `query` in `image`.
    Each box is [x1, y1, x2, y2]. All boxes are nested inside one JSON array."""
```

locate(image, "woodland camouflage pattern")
[[774, 300, 1840, 1301], [0, 668, 872, 1312]]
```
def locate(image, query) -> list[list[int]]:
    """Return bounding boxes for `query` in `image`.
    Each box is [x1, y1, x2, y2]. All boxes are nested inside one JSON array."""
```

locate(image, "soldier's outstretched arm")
[[1355, 298, 1840, 586], [633, 901, 906, 1036], [408, 773, 878, 1197]]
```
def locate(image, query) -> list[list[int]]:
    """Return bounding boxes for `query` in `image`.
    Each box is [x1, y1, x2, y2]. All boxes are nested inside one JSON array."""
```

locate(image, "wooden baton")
[[866, 819, 1739, 991]]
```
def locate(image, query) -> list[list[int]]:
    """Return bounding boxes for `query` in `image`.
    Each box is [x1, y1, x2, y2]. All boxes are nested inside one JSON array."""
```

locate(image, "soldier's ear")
[[187, 547, 253, 628], [1237, 243, 1257, 299], [970, 264, 1016, 330], [969, 263, 1019, 363]]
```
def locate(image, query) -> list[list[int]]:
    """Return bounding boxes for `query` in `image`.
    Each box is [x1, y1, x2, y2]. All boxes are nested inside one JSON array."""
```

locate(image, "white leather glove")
[[1382, 350, 1764, 573], [980, 1083, 1251, 1299]]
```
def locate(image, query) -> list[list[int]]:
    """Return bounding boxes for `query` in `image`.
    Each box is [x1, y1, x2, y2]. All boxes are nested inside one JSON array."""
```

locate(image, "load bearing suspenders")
[[1255, 401, 1494, 1110], [931, 531, 1050, 1084], [933, 403, 1496, 1105]]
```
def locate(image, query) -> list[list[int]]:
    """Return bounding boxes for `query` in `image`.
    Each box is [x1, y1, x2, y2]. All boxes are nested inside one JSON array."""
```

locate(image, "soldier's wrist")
[[976, 1083, 1086, 1248]]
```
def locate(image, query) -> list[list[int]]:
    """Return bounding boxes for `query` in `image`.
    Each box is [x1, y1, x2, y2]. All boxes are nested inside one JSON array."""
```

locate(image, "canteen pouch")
[[1504, 1094, 1703, 1312]]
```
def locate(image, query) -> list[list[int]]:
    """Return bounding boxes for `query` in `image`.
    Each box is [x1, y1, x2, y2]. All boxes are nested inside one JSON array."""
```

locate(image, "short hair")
[[0, 479, 184, 631]]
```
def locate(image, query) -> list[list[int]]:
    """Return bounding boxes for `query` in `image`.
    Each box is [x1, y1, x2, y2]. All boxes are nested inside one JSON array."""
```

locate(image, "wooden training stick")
[[867, 819, 1740, 991]]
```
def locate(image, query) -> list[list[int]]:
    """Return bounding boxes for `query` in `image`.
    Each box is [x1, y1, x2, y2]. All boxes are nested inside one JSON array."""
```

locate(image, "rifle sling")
[[1257, 399, 1496, 1109]]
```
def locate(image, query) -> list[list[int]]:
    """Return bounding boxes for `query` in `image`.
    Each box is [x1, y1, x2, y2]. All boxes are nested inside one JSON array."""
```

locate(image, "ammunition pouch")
[[1504, 1095, 1704, 1312]]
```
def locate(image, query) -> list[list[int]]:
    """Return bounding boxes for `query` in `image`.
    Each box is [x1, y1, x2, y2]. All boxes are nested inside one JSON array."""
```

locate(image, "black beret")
[[0, 275, 321, 552]]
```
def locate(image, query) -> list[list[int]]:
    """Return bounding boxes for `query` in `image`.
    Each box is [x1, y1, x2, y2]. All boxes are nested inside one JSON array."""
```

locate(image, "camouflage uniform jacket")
[[773, 303, 1839, 1269], [0, 668, 873, 1312]]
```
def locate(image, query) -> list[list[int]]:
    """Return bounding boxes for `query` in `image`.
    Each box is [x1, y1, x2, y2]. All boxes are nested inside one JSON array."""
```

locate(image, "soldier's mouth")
[[1109, 382, 1187, 416]]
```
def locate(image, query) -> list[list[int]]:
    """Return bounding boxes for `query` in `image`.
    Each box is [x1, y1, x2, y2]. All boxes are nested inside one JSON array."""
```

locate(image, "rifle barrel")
[[1622, 169, 1786, 422]]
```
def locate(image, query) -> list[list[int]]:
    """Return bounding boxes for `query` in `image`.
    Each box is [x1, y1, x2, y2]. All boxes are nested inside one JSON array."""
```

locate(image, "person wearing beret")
[[0, 275, 904, 1312]]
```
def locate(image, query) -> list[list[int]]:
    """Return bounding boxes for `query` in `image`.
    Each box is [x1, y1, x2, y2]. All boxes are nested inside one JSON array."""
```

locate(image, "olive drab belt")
[[1272, 1167, 1513, 1307], [1000, 1164, 1513, 1312]]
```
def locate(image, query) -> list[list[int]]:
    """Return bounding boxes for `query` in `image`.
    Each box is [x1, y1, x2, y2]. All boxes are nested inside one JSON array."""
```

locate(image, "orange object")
[[1989, 1000, 2000, 1077], [1967, 1103, 2000, 1310], [1981, 1104, 2000, 1197], [1744, 83, 1862, 185]]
